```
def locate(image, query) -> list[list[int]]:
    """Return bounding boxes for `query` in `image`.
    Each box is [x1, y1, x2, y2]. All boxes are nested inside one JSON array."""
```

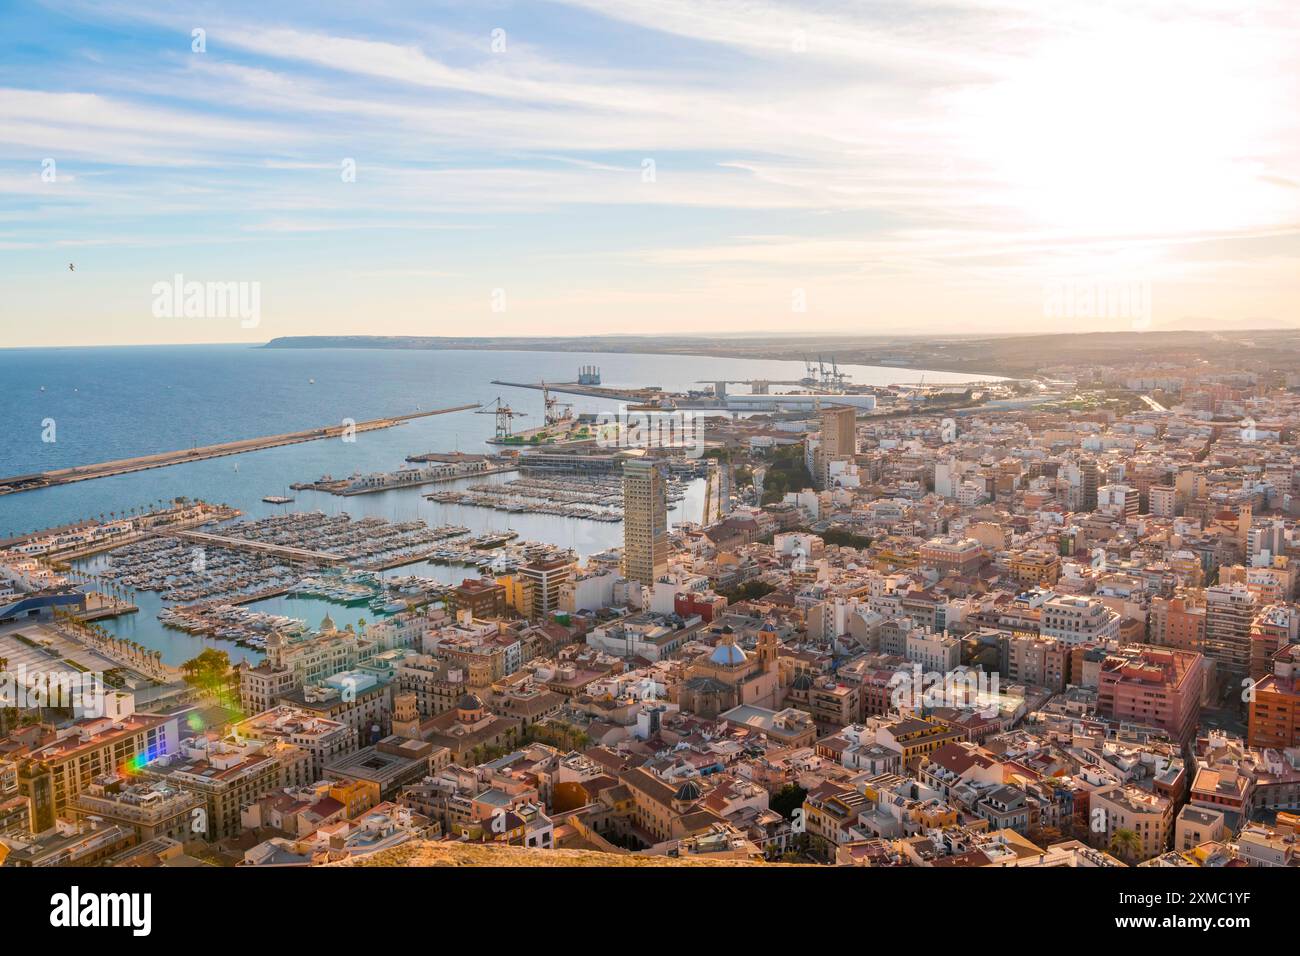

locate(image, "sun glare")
[[956, 18, 1286, 240]]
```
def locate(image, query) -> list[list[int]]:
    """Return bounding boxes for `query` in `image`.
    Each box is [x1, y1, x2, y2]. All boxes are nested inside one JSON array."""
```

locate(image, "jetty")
[[173, 529, 348, 565], [0, 403, 481, 496], [491, 380, 647, 403]]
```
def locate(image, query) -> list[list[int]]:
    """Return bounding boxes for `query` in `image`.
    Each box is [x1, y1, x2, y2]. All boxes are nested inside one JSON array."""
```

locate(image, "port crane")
[[829, 357, 848, 389], [477, 397, 526, 439], [540, 381, 574, 426]]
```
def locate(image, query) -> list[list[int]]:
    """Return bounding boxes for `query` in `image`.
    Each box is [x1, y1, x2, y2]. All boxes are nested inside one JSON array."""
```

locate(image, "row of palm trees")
[[6, 499, 175, 540], [64, 568, 134, 606], [5, 495, 238, 542], [53, 609, 168, 679]]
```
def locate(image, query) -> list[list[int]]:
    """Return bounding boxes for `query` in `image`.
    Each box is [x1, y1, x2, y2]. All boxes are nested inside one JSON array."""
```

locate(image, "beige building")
[[1039, 594, 1121, 646], [1174, 805, 1226, 852], [622, 458, 669, 586], [24, 714, 178, 814], [143, 737, 309, 841], [1091, 784, 1173, 862], [69, 776, 202, 843], [520, 557, 577, 619], [231, 706, 357, 779], [678, 623, 782, 718], [1006, 634, 1069, 691], [816, 404, 858, 488]]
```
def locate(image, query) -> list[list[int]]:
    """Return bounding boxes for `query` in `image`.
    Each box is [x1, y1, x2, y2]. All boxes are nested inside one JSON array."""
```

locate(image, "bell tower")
[[392, 692, 420, 738], [757, 620, 778, 673]]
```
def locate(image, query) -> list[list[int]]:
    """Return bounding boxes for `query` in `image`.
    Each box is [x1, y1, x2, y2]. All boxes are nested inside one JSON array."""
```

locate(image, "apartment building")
[[815, 405, 858, 489], [1039, 595, 1121, 646], [24, 714, 178, 814], [1005, 634, 1070, 691], [1096, 646, 1206, 744], [1204, 584, 1257, 679], [521, 556, 578, 619], [1007, 550, 1062, 587], [1248, 643, 1300, 749], [232, 706, 357, 779], [144, 737, 309, 841], [920, 537, 986, 577], [1097, 483, 1140, 520], [69, 775, 203, 842], [1091, 784, 1173, 862], [1148, 595, 1205, 650], [447, 577, 508, 619], [905, 629, 961, 672], [1249, 604, 1300, 682]]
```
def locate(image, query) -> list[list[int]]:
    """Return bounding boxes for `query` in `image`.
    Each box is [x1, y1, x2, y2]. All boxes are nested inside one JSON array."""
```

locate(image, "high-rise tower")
[[622, 458, 669, 586]]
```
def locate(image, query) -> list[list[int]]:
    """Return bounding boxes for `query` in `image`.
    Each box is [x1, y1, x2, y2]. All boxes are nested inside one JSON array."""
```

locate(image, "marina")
[[186, 512, 476, 568], [156, 603, 311, 650], [94, 535, 301, 603], [60, 508, 574, 659], [425, 473, 685, 522]]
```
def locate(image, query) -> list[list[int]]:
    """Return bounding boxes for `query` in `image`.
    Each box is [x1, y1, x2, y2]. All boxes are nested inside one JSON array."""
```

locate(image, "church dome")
[[456, 692, 484, 711], [791, 672, 814, 691], [319, 612, 336, 632], [709, 642, 747, 666], [674, 780, 702, 802]]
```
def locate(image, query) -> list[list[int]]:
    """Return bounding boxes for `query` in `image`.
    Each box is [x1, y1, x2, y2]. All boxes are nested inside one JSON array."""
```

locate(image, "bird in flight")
[[68, 263, 75, 271]]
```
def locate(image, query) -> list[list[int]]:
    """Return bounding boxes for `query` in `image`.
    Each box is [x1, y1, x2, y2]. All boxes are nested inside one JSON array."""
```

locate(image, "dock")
[[336, 466, 518, 493], [173, 529, 348, 565], [292, 463, 518, 496], [491, 380, 647, 403], [0, 403, 481, 496]]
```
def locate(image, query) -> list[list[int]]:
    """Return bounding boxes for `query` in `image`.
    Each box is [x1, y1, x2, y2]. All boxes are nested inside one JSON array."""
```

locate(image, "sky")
[[1, 0, 1299, 347]]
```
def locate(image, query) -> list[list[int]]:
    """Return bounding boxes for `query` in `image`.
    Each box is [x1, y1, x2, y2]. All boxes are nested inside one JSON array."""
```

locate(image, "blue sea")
[[0, 344, 997, 663]]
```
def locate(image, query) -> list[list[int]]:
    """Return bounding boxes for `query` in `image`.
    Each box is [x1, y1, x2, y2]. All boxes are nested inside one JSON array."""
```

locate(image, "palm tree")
[[1108, 828, 1142, 860]]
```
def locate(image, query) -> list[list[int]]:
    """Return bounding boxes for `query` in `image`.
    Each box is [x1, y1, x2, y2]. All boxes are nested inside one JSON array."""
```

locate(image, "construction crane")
[[477, 396, 527, 439], [909, 373, 927, 409], [540, 381, 574, 426]]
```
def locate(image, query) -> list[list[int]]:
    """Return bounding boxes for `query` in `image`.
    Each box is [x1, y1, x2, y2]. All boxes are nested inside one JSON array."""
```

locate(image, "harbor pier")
[[0, 403, 481, 496]]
